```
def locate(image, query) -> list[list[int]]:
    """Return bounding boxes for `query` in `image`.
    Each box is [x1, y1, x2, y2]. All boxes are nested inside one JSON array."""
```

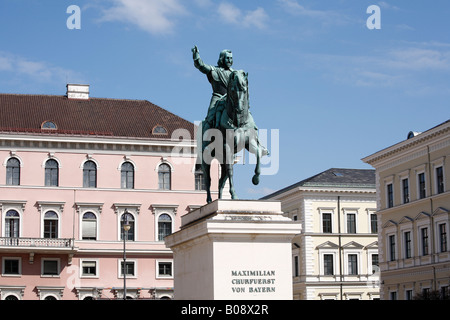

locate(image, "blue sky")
[[1, 0, 449, 199]]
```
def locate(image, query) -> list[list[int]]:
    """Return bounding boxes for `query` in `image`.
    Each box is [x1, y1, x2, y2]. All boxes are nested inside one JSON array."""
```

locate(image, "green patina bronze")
[[192, 46, 269, 203]]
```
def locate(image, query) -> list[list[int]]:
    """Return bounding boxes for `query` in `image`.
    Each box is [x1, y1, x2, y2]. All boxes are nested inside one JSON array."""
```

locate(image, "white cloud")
[[278, 0, 328, 18], [377, 1, 400, 11], [246, 187, 276, 197], [277, 0, 348, 24], [0, 51, 84, 85], [384, 48, 450, 71], [100, 0, 187, 35], [299, 44, 450, 90], [218, 2, 269, 29]]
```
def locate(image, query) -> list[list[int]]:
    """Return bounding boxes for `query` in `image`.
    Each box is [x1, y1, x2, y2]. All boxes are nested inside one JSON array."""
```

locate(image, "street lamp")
[[122, 209, 131, 300]]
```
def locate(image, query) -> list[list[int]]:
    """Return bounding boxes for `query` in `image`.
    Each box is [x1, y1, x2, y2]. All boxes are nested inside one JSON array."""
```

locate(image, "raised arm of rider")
[[192, 46, 212, 74]]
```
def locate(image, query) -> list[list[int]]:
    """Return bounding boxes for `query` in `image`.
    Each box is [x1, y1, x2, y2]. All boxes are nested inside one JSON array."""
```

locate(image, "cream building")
[[363, 120, 450, 300], [263, 168, 379, 300]]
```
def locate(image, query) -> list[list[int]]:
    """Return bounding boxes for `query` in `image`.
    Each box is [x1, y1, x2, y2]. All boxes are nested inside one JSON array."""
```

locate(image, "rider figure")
[[192, 46, 234, 130]]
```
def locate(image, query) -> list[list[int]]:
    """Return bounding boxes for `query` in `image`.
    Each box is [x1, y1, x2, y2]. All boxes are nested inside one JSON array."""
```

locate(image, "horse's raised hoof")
[[252, 175, 260, 185]]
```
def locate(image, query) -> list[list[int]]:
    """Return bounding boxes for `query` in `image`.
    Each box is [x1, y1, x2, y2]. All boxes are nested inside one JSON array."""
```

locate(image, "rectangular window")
[[390, 291, 397, 300], [322, 213, 332, 233], [2, 258, 21, 276], [436, 166, 444, 194], [402, 178, 409, 204], [405, 290, 413, 300], [195, 173, 206, 190], [439, 223, 447, 253], [418, 173, 426, 199], [294, 256, 299, 277], [421, 228, 429, 256], [387, 183, 394, 208], [370, 213, 378, 234], [120, 261, 135, 277], [81, 261, 97, 277], [441, 286, 449, 300], [404, 231, 411, 259], [347, 213, 356, 233], [389, 235, 396, 261], [371, 254, 379, 274], [422, 288, 430, 299], [42, 259, 59, 276], [323, 254, 334, 275], [158, 262, 172, 277], [348, 254, 358, 275]]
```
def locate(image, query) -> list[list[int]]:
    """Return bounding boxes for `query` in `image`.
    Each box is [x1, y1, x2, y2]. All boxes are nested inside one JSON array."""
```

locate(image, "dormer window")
[[152, 125, 168, 135], [41, 121, 57, 130]]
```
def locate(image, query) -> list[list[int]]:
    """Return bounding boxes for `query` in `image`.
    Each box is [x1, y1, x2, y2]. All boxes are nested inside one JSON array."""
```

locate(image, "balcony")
[[0, 237, 78, 264]]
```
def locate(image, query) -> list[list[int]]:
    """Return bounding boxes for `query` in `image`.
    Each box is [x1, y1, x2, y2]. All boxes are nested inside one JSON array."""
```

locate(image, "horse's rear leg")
[[202, 162, 212, 203]]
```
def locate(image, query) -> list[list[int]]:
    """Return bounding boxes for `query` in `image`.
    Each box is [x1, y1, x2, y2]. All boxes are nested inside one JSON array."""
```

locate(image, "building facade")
[[363, 120, 450, 300], [263, 168, 380, 300], [0, 85, 218, 300]]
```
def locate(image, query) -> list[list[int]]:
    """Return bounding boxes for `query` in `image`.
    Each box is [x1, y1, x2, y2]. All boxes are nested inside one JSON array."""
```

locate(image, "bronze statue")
[[193, 46, 269, 203]]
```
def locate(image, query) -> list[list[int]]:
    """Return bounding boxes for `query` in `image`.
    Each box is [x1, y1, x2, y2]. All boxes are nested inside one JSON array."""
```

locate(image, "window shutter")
[[83, 220, 96, 239]]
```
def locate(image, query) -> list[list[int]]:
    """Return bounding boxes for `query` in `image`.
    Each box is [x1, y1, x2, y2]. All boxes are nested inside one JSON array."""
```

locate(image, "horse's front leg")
[[246, 133, 261, 185], [227, 163, 238, 199]]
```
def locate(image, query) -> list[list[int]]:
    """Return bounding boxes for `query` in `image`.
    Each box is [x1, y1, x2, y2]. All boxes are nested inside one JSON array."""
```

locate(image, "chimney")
[[66, 84, 90, 100]]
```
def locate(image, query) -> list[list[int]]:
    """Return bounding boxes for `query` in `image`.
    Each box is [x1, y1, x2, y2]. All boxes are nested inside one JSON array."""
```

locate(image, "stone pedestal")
[[165, 200, 301, 300]]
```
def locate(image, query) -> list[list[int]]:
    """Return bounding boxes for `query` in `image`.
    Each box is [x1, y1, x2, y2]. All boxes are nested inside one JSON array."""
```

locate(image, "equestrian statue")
[[192, 46, 269, 203]]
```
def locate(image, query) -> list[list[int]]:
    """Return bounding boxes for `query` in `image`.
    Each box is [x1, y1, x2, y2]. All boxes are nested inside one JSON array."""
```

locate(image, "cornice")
[[0, 132, 197, 156], [362, 120, 450, 167]]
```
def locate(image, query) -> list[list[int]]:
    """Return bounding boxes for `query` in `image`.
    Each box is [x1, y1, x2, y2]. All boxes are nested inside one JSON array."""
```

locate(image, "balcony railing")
[[0, 237, 74, 248]]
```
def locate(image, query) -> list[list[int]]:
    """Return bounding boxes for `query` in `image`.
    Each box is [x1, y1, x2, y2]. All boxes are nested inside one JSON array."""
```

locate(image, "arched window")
[[121, 212, 135, 241], [158, 214, 172, 241], [6, 158, 20, 185], [44, 211, 58, 239], [158, 164, 171, 190], [82, 212, 97, 240], [5, 210, 20, 237], [152, 125, 168, 135], [83, 161, 97, 188], [121, 162, 134, 189], [45, 159, 59, 187], [41, 121, 57, 130]]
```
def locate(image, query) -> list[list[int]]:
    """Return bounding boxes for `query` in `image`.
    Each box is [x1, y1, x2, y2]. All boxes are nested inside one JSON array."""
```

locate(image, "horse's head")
[[227, 70, 249, 127]]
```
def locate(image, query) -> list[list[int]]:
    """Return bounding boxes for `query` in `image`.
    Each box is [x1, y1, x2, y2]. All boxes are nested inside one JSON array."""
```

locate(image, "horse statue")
[[197, 70, 269, 203]]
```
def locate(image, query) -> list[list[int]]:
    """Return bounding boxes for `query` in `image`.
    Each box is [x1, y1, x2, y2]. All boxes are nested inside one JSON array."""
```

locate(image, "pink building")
[[0, 84, 218, 300]]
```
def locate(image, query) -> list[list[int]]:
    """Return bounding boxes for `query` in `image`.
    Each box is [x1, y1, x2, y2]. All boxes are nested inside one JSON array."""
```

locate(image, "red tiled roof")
[[0, 94, 194, 139]]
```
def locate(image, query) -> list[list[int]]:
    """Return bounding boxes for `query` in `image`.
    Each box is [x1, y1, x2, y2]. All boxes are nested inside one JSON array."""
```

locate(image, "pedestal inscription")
[[165, 200, 301, 300]]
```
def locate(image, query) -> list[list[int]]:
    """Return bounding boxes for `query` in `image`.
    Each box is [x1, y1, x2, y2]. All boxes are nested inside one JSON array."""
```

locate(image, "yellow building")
[[363, 120, 450, 300], [263, 168, 379, 300]]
